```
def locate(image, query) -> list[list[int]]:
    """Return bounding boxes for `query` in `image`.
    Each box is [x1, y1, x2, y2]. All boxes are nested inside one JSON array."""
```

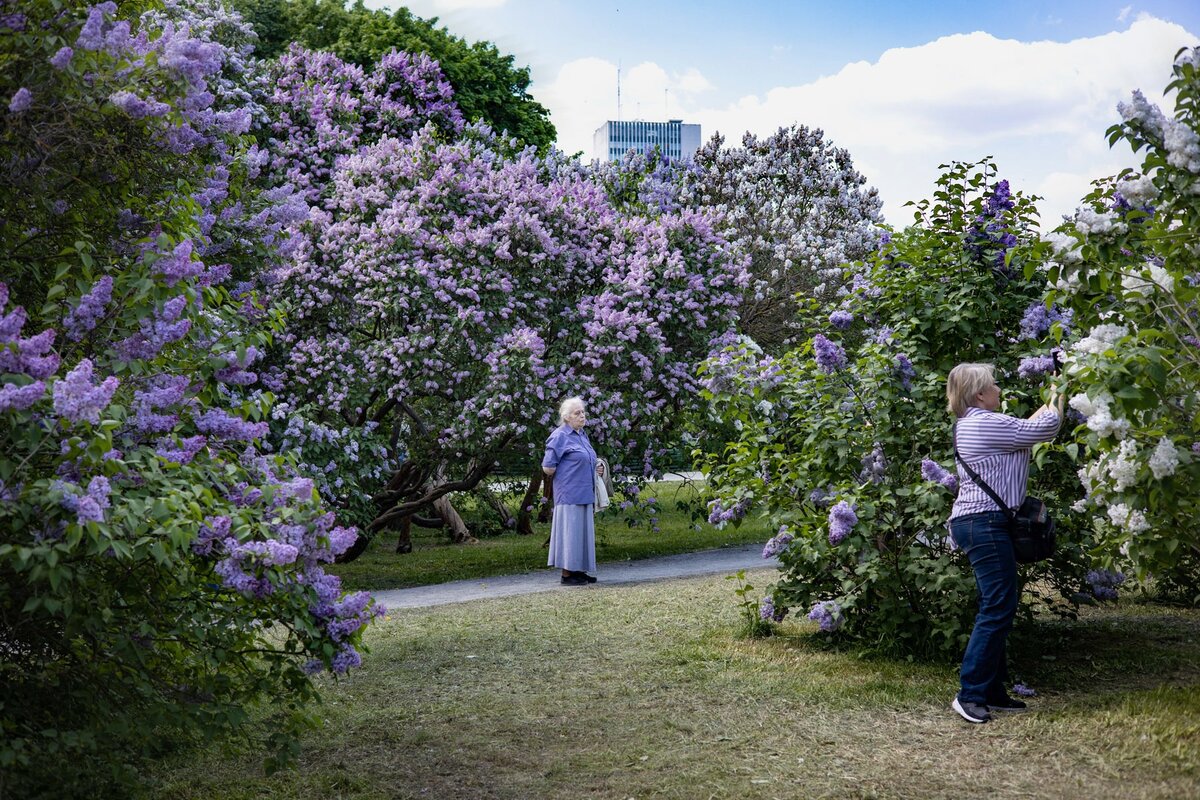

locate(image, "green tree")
[[230, 0, 556, 150]]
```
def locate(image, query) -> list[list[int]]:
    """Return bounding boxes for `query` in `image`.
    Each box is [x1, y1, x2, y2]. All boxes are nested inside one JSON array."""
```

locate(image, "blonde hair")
[[558, 396, 585, 424], [946, 363, 995, 418]]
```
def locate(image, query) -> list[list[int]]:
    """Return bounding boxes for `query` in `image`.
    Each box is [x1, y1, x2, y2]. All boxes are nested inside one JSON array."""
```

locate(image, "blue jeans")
[[950, 511, 1017, 704]]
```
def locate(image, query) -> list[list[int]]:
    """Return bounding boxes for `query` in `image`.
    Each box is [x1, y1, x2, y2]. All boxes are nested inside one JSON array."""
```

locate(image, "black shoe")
[[988, 695, 1028, 712], [952, 695, 991, 724], [582, 573, 597, 583], [560, 573, 588, 586]]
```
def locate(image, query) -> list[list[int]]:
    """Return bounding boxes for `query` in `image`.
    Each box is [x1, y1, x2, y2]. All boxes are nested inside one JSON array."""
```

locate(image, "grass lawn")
[[153, 569, 1200, 799], [328, 480, 774, 591]]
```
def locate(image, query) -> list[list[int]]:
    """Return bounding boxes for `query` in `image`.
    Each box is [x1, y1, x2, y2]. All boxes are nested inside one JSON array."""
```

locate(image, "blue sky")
[[365, 1, 1200, 223]]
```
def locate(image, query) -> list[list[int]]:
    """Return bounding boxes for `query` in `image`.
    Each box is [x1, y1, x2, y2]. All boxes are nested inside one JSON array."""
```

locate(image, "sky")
[[363, 1, 1200, 225]]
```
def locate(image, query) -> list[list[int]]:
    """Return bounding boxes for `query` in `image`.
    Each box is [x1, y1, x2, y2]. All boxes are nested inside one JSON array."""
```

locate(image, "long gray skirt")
[[547, 503, 596, 572]]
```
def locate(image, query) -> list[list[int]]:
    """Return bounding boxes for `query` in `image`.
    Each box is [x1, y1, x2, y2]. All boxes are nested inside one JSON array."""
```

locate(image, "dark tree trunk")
[[537, 472, 553, 523], [394, 516, 413, 554], [515, 468, 542, 536]]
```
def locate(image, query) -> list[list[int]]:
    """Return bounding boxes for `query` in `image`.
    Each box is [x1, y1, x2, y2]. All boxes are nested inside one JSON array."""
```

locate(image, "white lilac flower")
[[1148, 437, 1180, 479], [1107, 439, 1139, 491], [1073, 324, 1129, 356], [1164, 119, 1200, 173], [1086, 406, 1131, 440], [1122, 263, 1174, 297], [1043, 231, 1083, 263], [1074, 207, 1128, 237], [1116, 174, 1157, 206], [1071, 497, 1090, 513], [1126, 509, 1150, 533], [1068, 392, 1102, 417], [1107, 503, 1131, 528]]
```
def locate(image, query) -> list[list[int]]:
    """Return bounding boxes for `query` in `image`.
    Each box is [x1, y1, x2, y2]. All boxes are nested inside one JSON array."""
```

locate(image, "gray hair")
[[558, 396, 585, 424], [946, 363, 995, 418]]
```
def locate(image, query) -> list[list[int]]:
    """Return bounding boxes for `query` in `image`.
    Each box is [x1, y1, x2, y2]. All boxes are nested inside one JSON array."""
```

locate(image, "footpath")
[[371, 542, 779, 610]]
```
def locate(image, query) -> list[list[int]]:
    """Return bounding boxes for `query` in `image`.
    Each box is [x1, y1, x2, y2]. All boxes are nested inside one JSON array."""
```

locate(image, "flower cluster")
[[807, 600, 845, 632], [1086, 568, 1126, 601], [762, 528, 794, 558], [920, 458, 958, 492], [828, 500, 858, 545], [812, 334, 847, 373], [758, 596, 787, 622]]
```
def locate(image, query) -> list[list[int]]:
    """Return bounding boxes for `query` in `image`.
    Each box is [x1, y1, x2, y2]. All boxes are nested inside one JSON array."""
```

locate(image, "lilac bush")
[[1, 2, 382, 793], [701, 160, 1092, 657]]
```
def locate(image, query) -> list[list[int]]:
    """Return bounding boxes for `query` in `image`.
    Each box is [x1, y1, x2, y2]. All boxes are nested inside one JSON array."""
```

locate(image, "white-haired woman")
[[946, 362, 1063, 724], [542, 396, 605, 586]]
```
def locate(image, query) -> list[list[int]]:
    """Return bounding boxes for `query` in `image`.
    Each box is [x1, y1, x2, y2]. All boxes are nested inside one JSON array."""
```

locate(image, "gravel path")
[[371, 542, 777, 610]]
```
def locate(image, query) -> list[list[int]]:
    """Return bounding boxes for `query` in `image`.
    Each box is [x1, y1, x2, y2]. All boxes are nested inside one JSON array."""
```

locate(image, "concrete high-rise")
[[593, 119, 701, 162]]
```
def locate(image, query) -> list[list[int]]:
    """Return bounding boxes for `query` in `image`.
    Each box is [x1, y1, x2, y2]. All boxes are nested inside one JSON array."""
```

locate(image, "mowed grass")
[[153, 570, 1200, 800], [328, 480, 773, 591]]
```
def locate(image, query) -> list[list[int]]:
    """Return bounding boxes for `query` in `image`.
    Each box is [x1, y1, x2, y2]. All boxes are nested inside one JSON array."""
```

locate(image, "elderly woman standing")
[[946, 362, 1063, 724], [543, 397, 605, 586]]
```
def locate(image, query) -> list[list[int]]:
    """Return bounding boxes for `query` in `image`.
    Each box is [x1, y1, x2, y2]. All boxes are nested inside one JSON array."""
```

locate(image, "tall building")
[[593, 119, 701, 162]]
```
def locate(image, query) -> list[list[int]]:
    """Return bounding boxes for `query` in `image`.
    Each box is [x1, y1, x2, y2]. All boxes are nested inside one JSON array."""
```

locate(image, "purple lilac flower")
[[1012, 683, 1037, 698], [828, 500, 857, 545], [215, 346, 262, 385], [9, 88, 32, 115], [331, 646, 363, 674], [759, 597, 787, 623], [920, 458, 959, 492], [194, 409, 269, 442], [53, 359, 119, 424], [1086, 569, 1126, 601], [59, 476, 111, 525], [0, 324, 60, 379], [807, 600, 845, 632], [118, 295, 191, 360], [0, 12, 26, 31], [1018, 302, 1073, 341], [63, 275, 113, 341], [871, 326, 895, 346], [153, 240, 203, 285], [76, 3, 115, 51], [50, 46, 74, 70], [1018, 354, 1056, 379], [156, 435, 207, 465], [808, 486, 834, 508], [708, 496, 751, 525], [894, 353, 914, 391], [813, 334, 847, 373], [762, 528, 794, 558], [109, 90, 171, 119], [131, 374, 190, 434], [859, 443, 887, 484], [0, 381, 45, 412], [829, 310, 854, 330]]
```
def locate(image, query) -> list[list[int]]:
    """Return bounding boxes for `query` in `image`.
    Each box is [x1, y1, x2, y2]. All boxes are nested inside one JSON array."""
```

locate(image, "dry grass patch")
[[153, 570, 1200, 799]]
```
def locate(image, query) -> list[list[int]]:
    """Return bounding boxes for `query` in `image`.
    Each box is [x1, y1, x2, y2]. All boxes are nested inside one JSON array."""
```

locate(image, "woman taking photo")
[[946, 363, 1063, 724], [542, 396, 605, 586]]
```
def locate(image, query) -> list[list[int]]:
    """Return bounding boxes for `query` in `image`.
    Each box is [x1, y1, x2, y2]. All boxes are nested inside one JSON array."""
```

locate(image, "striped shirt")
[[950, 406, 1061, 520]]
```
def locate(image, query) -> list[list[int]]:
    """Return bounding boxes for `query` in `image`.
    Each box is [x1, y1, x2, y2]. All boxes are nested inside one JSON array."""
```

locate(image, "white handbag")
[[594, 469, 610, 510]]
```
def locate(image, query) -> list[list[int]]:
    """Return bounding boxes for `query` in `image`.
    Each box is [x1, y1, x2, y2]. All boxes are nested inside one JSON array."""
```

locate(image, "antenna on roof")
[[617, 60, 622, 122]]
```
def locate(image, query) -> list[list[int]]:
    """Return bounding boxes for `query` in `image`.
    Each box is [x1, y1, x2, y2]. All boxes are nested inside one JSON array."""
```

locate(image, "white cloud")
[[1118, 5, 1134, 23], [540, 17, 1196, 223]]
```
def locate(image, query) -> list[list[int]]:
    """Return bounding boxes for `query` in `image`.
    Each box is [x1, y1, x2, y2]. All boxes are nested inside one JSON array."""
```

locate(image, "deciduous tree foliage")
[[230, 0, 556, 150], [0, 3, 381, 794]]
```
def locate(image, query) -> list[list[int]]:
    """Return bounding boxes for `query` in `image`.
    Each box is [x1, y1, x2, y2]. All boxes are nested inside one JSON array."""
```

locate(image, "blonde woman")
[[946, 363, 1063, 724], [542, 397, 605, 585]]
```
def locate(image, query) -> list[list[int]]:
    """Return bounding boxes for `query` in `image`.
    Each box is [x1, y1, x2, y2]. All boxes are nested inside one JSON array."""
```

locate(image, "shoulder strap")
[[953, 419, 1015, 521]]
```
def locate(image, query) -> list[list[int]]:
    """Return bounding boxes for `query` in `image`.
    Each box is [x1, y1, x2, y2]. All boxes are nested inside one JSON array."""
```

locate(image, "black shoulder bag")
[[953, 423, 1056, 564]]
